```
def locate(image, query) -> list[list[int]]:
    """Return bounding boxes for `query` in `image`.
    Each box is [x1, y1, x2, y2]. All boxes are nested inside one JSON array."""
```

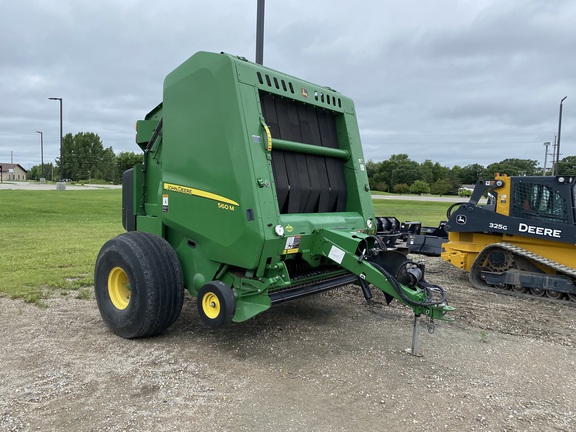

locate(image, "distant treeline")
[[28, 132, 143, 184], [367, 154, 576, 195], [27, 133, 576, 194]]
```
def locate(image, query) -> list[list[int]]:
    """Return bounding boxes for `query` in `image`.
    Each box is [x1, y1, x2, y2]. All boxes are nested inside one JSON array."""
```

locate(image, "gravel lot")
[[1, 257, 575, 431]]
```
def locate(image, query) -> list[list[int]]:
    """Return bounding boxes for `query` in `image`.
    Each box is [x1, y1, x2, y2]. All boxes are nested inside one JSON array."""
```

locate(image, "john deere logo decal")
[[456, 215, 467, 225], [301, 88, 309, 98]]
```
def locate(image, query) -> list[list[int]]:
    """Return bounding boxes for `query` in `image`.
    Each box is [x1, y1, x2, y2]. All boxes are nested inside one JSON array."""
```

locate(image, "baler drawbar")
[[94, 51, 453, 345]]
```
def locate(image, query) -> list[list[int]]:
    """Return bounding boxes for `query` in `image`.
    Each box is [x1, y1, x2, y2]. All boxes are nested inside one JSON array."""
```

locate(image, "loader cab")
[[510, 176, 575, 225]]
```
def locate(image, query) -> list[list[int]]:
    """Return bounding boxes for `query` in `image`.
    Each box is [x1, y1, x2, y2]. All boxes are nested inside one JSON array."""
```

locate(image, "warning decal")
[[162, 194, 169, 213], [282, 236, 301, 254]]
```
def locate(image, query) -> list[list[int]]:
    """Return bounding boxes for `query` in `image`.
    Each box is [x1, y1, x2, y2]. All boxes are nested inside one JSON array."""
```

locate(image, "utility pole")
[[550, 137, 558, 175], [542, 141, 550, 175], [49, 97, 63, 180], [36, 131, 45, 180]]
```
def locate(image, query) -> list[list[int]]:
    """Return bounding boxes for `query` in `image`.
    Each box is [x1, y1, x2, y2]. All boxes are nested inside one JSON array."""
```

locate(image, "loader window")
[[259, 92, 347, 214], [511, 181, 568, 224]]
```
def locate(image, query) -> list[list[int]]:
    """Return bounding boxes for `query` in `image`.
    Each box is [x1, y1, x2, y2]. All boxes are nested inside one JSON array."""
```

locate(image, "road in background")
[[0, 181, 121, 191]]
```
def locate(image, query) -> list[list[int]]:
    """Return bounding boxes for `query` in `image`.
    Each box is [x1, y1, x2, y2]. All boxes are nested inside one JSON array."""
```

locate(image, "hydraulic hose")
[[446, 202, 466, 220]]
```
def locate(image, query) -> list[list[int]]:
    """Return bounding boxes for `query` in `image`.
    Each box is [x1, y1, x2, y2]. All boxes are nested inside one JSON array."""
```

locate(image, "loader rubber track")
[[469, 242, 576, 307]]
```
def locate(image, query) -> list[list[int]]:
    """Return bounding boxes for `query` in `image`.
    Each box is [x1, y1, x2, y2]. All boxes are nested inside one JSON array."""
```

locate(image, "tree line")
[[368, 154, 576, 195], [28, 132, 143, 184], [27, 132, 576, 195]]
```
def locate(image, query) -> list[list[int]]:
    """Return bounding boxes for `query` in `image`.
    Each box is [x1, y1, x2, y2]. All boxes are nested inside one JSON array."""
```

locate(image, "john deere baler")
[[95, 51, 453, 339]]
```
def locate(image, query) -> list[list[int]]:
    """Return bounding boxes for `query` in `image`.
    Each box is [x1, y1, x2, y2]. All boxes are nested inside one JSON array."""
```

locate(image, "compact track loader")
[[442, 174, 576, 303], [94, 52, 453, 339]]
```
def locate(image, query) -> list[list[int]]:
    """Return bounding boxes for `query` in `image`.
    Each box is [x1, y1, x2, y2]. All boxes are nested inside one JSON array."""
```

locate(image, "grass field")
[[1, 190, 451, 303], [0, 190, 124, 304], [372, 199, 451, 227]]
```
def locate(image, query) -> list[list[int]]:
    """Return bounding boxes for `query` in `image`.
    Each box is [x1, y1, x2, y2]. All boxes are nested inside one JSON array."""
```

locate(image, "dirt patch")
[[1, 257, 575, 431]]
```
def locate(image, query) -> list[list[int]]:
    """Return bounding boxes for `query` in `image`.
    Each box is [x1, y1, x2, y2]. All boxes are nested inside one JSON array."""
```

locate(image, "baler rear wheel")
[[197, 281, 235, 328], [94, 232, 184, 338]]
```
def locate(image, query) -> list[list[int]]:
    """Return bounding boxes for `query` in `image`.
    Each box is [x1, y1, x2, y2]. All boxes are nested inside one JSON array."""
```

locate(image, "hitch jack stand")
[[409, 314, 423, 357], [357, 275, 373, 303]]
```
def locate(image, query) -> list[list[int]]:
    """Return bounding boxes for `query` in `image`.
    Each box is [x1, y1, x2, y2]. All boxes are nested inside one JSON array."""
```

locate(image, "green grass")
[[0, 190, 123, 303], [1, 190, 453, 303], [372, 199, 453, 227]]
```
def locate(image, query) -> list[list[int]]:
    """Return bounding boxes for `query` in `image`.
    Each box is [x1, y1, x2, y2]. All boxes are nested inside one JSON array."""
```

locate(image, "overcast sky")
[[2, 0, 575, 171]]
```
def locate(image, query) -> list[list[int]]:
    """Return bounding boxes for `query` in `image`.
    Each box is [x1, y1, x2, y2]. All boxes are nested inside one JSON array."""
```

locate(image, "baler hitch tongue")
[[313, 228, 455, 319], [367, 256, 455, 321]]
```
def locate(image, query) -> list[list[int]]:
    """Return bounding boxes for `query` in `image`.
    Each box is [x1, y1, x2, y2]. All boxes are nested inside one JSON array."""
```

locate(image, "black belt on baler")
[[259, 92, 347, 214]]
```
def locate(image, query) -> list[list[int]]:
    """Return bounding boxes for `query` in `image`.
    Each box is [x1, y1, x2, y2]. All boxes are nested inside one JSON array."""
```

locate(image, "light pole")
[[256, 0, 265, 64], [36, 131, 44, 180], [49, 97, 63, 180], [555, 96, 567, 176]]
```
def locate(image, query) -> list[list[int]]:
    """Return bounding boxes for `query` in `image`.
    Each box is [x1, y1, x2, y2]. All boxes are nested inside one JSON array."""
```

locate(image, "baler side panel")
[[160, 54, 267, 272], [339, 113, 373, 218]]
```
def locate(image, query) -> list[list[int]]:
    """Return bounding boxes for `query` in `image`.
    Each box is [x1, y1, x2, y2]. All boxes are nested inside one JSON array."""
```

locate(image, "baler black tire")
[[197, 281, 236, 328], [94, 231, 184, 339]]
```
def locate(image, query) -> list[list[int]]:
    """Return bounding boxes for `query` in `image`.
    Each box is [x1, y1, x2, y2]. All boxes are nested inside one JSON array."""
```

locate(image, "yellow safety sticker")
[[282, 248, 299, 255]]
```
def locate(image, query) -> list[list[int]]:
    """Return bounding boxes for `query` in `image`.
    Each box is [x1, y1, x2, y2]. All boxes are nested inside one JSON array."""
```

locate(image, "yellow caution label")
[[283, 248, 299, 255]]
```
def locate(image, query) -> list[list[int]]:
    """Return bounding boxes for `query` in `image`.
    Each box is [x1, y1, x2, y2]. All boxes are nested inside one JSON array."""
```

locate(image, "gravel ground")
[[1, 257, 575, 431]]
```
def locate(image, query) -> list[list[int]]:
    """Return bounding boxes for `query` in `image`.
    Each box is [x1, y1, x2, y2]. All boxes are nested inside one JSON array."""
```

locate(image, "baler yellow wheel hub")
[[108, 267, 131, 310], [202, 292, 221, 319]]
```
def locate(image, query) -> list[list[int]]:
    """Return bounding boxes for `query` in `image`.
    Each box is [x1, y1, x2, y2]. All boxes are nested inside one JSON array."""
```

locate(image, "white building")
[[0, 163, 28, 181]]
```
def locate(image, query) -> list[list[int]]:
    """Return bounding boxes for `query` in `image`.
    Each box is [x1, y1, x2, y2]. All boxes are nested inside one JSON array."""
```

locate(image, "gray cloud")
[[1, 0, 574, 170]]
